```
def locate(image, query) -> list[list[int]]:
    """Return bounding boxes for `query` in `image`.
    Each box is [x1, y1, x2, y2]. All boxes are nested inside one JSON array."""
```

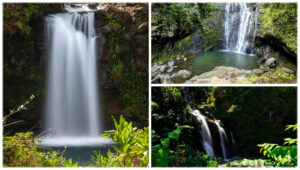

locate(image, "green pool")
[[175, 51, 259, 75]]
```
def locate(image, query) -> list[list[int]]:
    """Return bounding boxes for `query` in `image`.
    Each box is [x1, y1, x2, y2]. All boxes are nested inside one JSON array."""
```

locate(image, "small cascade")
[[191, 108, 239, 160], [215, 121, 228, 159], [191, 31, 201, 53], [192, 110, 215, 157], [230, 131, 238, 155], [223, 3, 259, 54]]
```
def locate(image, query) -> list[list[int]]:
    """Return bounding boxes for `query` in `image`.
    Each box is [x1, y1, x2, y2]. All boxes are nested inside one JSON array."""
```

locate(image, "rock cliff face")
[[95, 3, 148, 130], [3, 4, 65, 135], [151, 4, 224, 64], [3, 3, 148, 135]]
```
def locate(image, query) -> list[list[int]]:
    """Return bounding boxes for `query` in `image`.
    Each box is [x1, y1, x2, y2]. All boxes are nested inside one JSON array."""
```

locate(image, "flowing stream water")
[[192, 110, 215, 157], [215, 121, 228, 159], [191, 108, 238, 160], [41, 4, 109, 146], [224, 3, 259, 54]]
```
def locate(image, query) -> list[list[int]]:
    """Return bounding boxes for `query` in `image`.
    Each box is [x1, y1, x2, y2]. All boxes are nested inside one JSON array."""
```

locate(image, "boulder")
[[259, 65, 269, 72], [282, 67, 295, 74], [264, 57, 277, 69], [252, 69, 264, 76], [168, 59, 174, 67], [166, 68, 174, 73], [159, 64, 168, 73], [160, 74, 172, 84], [170, 70, 192, 83], [151, 65, 160, 78]]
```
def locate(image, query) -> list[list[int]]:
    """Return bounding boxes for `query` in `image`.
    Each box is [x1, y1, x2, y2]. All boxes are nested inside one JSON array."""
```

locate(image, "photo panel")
[[151, 87, 297, 167], [3, 3, 149, 167], [151, 3, 297, 84]]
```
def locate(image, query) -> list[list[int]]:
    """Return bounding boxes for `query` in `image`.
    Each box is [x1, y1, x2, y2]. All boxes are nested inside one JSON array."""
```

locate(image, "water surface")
[[175, 51, 258, 75], [44, 144, 115, 166]]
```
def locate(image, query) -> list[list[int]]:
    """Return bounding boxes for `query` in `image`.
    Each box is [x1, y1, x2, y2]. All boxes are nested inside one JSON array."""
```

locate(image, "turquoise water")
[[44, 145, 115, 166], [175, 51, 259, 75]]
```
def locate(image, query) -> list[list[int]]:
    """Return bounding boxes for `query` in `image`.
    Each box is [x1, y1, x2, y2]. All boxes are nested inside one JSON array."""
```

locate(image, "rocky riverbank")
[[152, 54, 296, 84]]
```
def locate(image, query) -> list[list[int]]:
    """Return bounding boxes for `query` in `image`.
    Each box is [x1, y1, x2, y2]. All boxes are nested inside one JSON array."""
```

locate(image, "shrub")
[[91, 115, 149, 167], [257, 124, 297, 167], [3, 132, 67, 167]]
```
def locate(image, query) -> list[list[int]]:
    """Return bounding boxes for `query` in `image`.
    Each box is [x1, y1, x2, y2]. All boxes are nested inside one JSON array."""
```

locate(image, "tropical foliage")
[[225, 124, 297, 167], [152, 87, 296, 167], [90, 115, 149, 167], [257, 124, 297, 167], [3, 132, 69, 167], [3, 96, 148, 167], [259, 3, 297, 54]]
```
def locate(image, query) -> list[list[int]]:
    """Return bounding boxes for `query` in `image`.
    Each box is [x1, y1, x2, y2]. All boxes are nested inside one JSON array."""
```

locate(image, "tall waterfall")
[[42, 5, 107, 146], [224, 3, 259, 54], [192, 110, 215, 157], [215, 121, 228, 159]]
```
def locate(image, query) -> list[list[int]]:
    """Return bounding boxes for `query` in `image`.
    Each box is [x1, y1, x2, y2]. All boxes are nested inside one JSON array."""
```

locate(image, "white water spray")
[[192, 110, 215, 157], [224, 3, 259, 54], [42, 5, 106, 146], [215, 121, 228, 159]]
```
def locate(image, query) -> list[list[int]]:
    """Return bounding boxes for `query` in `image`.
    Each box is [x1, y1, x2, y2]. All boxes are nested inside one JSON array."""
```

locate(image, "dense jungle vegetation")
[[259, 3, 297, 55], [152, 87, 297, 167], [152, 3, 220, 64]]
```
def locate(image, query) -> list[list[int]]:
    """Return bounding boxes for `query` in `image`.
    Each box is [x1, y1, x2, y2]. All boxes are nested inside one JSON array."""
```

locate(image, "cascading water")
[[192, 110, 215, 157], [223, 3, 259, 54], [230, 131, 238, 155], [191, 107, 239, 160], [41, 4, 110, 146], [215, 121, 228, 159]]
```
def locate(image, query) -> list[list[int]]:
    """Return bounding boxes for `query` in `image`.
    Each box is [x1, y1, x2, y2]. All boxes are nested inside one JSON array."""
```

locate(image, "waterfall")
[[192, 110, 215, 157], [223, 3, 259, 54], [215, 121, 228, 159], [191, 31, 200, 53], [230, 131, 238, 155], [41, 5, 108, 146]]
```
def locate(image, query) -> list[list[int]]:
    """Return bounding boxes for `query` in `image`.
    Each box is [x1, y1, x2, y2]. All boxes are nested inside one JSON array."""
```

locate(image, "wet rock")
[[151, 74, 161, 83], [151, 74, 170, 84], [185, 66, 252, 84], [252, 69, 264, 76], [99, 24, 111, 34], [151, 65, 160, 77], [167, 68, 174, 73], [160, 74, 172, 84], [264, 57, 277, 69], [159, 64, 168, 72], [282, 67, 295, 74], [168, 59, 174, 67], [170, 70, 192, 83], [259, 65, 269, 72]]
